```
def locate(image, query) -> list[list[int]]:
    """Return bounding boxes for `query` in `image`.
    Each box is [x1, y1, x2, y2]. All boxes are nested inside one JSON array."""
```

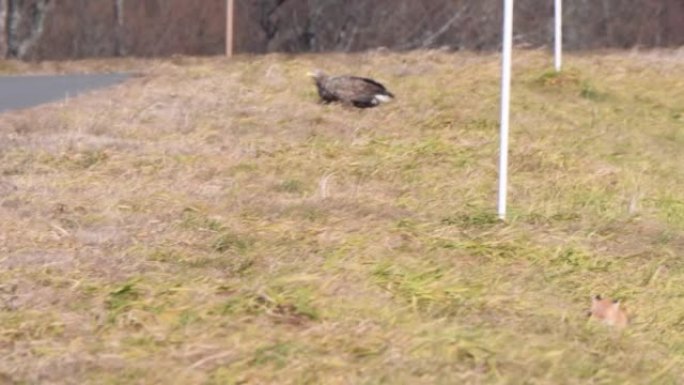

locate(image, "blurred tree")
[[2, 0, 684, 60], [0, 0, 6, 57]]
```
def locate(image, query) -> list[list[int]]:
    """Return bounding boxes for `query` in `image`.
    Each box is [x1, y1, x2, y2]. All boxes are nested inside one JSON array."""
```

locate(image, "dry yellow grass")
[[0, 49, 683, 384]]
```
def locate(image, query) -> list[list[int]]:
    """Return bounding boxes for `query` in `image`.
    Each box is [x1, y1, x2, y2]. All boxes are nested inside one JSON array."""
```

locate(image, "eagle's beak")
[[306, 71, 316, 78]]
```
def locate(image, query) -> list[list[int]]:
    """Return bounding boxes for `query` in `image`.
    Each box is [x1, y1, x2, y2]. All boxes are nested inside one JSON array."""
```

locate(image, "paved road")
[[0, 73, 131, 113]]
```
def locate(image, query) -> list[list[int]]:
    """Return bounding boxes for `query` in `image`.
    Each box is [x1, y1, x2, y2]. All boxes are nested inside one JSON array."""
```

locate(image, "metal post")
[[554, 0, 562, 71], [226, 0, 235, 56], [498, 0, 514, 220]]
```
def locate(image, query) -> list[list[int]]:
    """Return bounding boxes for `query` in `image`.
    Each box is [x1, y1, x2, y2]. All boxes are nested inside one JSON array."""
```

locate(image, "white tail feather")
[[374, 94, 393, 103]]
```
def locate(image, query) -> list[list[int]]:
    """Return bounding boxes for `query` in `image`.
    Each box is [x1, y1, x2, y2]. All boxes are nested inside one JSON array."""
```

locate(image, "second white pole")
[[498, 0, 514, 220], [554, 0, 562, 72]]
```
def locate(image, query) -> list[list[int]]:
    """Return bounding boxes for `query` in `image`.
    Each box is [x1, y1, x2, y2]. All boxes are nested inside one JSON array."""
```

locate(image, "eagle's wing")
[[326, 76, 393, 103], [352, 77, 392, 95]]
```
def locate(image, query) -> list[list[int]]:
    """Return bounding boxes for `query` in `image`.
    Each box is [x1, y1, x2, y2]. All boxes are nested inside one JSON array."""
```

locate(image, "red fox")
[[588, 295, 628, 328]]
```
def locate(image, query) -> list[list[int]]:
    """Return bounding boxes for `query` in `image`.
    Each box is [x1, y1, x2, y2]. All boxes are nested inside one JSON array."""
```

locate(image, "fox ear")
[[593, 294, 602, 301], [612, 300, 620, 309]]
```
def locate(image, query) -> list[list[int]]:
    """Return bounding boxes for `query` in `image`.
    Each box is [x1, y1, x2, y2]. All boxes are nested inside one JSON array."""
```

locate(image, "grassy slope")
[[0, 50, 683, 385]]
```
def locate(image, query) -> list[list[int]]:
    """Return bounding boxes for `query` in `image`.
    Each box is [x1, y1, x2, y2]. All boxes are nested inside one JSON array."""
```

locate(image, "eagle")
[[307, 70, 394, 108]]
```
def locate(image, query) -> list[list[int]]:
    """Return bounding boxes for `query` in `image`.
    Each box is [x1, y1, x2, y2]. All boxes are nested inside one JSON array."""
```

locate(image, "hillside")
[[3, 0, 684, 60], [0, 50, 683, 384]]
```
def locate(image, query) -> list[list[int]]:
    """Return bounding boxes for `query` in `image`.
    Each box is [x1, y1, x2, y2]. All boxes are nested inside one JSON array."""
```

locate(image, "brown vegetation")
[[0, 49, 683, 384]]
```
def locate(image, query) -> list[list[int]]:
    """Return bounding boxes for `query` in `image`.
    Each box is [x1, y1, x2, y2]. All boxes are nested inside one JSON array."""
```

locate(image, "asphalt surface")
[[0, 73, 131, 113]]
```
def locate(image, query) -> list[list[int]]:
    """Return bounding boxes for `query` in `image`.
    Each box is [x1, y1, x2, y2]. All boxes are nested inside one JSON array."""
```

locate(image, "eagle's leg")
[[319, 95, 338, 105]]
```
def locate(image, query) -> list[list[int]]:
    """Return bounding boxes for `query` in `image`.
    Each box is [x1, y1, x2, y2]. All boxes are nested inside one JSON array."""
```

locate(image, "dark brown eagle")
[[308, 70, 394, 108]]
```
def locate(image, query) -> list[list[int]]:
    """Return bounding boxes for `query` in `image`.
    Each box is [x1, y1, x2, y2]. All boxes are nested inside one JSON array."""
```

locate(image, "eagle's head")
[[306, 69, 326, 81]]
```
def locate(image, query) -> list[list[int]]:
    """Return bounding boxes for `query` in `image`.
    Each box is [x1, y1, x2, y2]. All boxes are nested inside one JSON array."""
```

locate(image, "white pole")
[[498, 0, 514, 220], [226, 0, 235, 57], [554, 0, 562, 71]]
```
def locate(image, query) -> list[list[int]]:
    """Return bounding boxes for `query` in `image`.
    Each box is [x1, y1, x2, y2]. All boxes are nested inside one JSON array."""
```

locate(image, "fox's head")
[[588, 295, 628, 328]]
